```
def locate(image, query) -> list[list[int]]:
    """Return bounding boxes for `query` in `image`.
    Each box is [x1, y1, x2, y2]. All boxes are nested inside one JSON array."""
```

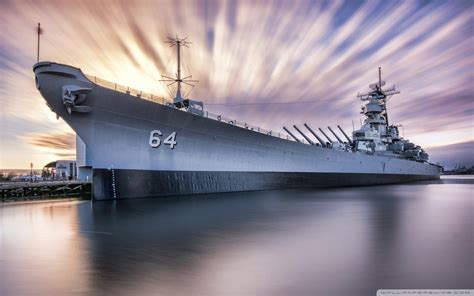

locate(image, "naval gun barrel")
[[337, 125, 353, 144], [328, 126, 343, 143], [303, 123, 326, 146], [283, 126, 301, 143], [319, 128, 333, 143], [293, 125, 315, 145]]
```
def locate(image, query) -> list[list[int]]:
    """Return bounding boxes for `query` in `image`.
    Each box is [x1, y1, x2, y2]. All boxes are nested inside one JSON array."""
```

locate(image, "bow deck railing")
[[85, 74, 172, 105], [85, 74, 295, 142]]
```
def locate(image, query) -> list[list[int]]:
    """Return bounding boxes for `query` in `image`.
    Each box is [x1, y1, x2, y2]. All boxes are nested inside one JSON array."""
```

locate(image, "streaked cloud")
[[26, 131, 75, 152], [0, 0, 472, 168], [25, 131, 76, 160], [425, 140, 474, 168]]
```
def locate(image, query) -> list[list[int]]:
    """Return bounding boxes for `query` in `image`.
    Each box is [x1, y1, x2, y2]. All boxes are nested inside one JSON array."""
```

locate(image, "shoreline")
[[0, 197, 85, 207], [1, 180, 91, 202]]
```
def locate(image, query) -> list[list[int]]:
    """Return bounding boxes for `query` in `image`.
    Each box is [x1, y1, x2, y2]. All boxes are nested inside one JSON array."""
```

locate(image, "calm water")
[[1, 176, 473, 296]]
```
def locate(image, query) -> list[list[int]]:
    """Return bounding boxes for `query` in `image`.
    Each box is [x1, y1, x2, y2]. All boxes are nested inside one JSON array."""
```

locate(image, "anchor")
[[62, 85, 93, 114]]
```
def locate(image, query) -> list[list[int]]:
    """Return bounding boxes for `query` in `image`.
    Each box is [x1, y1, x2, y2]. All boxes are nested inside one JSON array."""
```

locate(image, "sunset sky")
[[0, 0, 473, 169]]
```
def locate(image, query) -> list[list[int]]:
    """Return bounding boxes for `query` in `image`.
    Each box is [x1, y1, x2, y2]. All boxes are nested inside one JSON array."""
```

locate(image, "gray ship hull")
[[33, 62, 441, 200], [94, 169, 436, 199]]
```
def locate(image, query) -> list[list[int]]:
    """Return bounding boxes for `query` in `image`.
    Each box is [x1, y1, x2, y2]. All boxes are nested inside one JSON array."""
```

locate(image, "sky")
[[0, 0, 473, 169]]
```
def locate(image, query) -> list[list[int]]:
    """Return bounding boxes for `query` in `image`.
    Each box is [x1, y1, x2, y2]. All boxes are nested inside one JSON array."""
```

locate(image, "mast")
[[357, 67, 400, 126], [160, 36, 198, 105], [378, 67, 382, 91], [176, 38, 182, 100], [379, 67, 389, 125], [37, 23, 42, 62]]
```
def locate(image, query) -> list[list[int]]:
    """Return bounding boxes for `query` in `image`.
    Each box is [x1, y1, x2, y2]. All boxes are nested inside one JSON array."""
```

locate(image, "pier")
[[1, 180, 92, 202]]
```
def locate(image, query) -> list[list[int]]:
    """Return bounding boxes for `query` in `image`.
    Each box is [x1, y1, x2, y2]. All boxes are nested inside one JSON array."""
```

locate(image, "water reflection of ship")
[[80, 191, 299, 293], [78, 186, 473, 295]]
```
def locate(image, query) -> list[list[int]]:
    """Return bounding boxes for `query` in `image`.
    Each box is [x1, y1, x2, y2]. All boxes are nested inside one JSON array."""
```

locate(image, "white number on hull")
[[149, 130, 177, 149], [164, 132, 177, 149], [149, 130, 162, 148]]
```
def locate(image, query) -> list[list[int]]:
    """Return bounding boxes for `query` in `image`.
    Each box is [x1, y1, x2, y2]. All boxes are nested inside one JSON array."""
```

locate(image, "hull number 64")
[[149, 130, 177, 149]]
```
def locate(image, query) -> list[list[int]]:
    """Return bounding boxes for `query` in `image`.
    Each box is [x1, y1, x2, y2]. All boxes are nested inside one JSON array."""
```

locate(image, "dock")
[[1, 180, 92, 202]]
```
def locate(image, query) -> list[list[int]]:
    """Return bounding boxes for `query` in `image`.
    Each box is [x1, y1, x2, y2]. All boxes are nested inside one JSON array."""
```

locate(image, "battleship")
[[33, 37, 441, 200]]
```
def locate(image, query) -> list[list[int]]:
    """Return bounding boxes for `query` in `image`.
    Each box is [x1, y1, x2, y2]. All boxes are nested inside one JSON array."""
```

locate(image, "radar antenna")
[[159, 36, 198, 105], [357, 67, 400, 125]]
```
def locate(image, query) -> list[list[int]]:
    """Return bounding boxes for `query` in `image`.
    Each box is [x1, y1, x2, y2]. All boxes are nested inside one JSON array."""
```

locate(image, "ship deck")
[[84, 74, 298, 143]]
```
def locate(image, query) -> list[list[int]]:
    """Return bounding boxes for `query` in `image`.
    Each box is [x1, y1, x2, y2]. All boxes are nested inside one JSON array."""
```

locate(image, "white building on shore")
[[43, 160, 77, 180]]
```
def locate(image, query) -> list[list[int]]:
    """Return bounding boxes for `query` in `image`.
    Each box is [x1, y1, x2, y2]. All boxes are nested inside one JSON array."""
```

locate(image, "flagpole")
[[37, 23, 41, 62]]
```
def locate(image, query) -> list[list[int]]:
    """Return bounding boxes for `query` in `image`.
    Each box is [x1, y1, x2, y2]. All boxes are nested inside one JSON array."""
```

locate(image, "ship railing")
[[85, 74, 295, 142], [202, 111, 293, 141], [85, 74, 173, 105]]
